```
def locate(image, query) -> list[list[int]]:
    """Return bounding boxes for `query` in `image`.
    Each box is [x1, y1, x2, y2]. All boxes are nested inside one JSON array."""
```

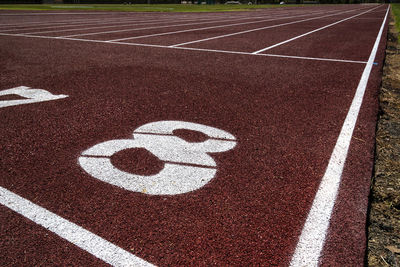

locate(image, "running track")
[[0, 4, 389, 266]]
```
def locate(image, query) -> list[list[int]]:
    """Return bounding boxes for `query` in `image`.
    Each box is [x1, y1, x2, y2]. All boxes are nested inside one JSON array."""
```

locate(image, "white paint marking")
[[255, 53, 367, 64], [168, 7, 366, 47], [289, 6, 389, 267], [0, 17, 168, 32], [22, 16, 227, 36], [0, 186, 154, 267], [0, 32, 368, 64], [0, 12, 235, 29], [0, 17, 194, 34], [0, 15, 166, 28], [252, 5, 381, 54], [79, 121, 237, 195], [62, 11, 325, 39], [0, 86, 68, 108], [109, 8, 362, 42]]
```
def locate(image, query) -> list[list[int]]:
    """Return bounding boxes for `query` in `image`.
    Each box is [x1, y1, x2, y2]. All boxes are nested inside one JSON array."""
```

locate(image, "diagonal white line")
[[106, 9, 351, 42], [22, 16, 230, 36], [0, 186, 155, 267], [289, 5, 389, 267], [60, 14, 281, 38], [0, 17, 195, 34], [0, 12, 243, 29], [168, 7, 367, 48], [109, 18, 309, 42], [252, 5, 381, 54], [0, 14, 190, 28], [76, 11, 332, 42], [0, 32, 368, 64], [253, 52, 367, 64], [159, 44, 367, 63]]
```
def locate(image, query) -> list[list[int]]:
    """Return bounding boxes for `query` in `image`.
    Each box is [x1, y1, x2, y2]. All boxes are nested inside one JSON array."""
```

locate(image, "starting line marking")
[[0, 186, 154, 267], [289, 5, 389, 267]]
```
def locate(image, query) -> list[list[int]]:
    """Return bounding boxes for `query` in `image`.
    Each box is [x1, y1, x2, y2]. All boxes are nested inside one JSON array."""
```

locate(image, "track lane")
[[0, 34, 367, 265], [290, 7, 388, 265], [11, 13, 260, 36], [0, 205, 108, 266], [105, 8, 361, 44], [263, 7, 388, 61], [59, 11, 330, 41], [175, 5, 381, 53], [252, 6, 383, 54], [0, 5, 388, 266], [0, 17, 209, 35], [317, 13, 388, 264]]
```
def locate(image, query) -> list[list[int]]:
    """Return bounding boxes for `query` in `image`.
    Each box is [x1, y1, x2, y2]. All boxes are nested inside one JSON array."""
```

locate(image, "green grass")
[[0, 4, 292, 12], [392, 4, 400, 34]]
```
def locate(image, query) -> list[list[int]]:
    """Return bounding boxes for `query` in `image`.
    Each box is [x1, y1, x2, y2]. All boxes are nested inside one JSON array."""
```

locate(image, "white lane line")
[[19, 17, 219, 35], [0, 9, 335, 30], [253, 52, 367, 64], [107, 8, 356, 42], [20, 14, 246, 35], [60, 16, 273, 38], [112, 40, 368, 64], [0, 19, 166, 33], [61, 11, 321, 39], [0, 32, 368, 64], [0, 186, 155, 267], [0, 17, 195, 34], [168, 7, 366, 48], [0, 13, 237, 28], [289, 5, 389, 267], [0, 15, 176, 28], [252, 5, 381, 54]]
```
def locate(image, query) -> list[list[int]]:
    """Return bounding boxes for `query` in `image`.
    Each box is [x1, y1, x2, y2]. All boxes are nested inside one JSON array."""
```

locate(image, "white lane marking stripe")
[[0, 17, 198, 34], [0, 15, 184, 28], [0, 16, 182, 32], [0, 13, 245, 29], [21, 16, 230, 35], [165, 45, 367, 63], [62, 10, 329, 39], [110, 8, 364, 42], [252, 5, 381, 54], [289, 5, 389, 267], [168, 7, 366, 48], [0, 9, 345, 31], [0, 13, 265, 27], [0, 32, 368, 64], [60, 16, 272, 38], [0, 186, 155, 267], [251, 52, 367, 64]]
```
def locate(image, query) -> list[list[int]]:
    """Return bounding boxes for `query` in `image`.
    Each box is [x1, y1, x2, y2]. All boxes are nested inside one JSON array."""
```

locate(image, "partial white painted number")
[[79, 121, 237, 195], [0, 86, 68, 108]]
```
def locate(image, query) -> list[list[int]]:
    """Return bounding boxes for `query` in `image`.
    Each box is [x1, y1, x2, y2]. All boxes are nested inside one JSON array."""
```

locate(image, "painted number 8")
[[79, 121, 236, 195]]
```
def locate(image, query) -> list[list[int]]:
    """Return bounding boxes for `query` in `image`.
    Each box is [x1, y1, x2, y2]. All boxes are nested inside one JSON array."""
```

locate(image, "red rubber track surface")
[[0, 5, 388, 266]]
